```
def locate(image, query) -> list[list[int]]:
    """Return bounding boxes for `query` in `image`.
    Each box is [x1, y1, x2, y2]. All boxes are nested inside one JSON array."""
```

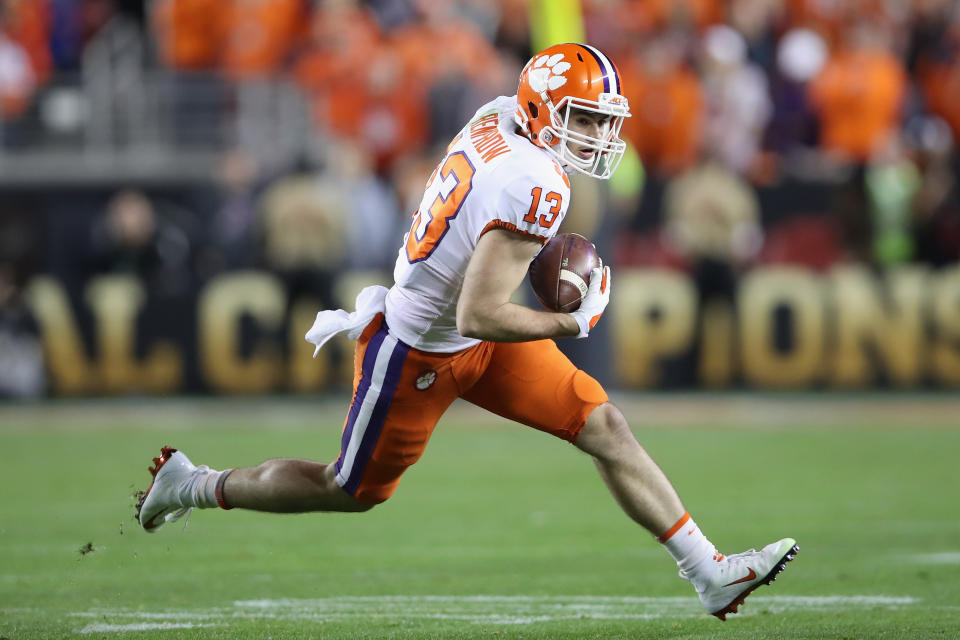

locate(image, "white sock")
[[658, 512, 722, 579], [181, 467, 232, 509]]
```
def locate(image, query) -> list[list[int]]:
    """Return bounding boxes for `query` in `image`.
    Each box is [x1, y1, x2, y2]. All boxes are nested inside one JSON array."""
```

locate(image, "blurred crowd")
[[1, 0, 960, 396]]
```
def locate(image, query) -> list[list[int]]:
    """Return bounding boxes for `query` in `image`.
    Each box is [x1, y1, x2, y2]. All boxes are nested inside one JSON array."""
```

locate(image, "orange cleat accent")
[[148, 446, 178, 477], [135, 446, 180, 529]]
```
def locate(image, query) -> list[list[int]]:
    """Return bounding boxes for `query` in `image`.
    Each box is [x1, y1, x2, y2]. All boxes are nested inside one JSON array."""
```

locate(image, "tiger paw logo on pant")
[[415, 370, 438, 391]]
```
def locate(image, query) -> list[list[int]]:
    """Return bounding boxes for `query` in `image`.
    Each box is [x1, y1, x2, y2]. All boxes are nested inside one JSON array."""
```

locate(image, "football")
[[528, 233, 601, 312]]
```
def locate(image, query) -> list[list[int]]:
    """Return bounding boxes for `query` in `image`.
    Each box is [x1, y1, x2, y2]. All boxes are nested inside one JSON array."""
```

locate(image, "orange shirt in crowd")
[[0, 36, 34, 119], [152, 0, 224, 70], [324, 51, 428, 173], [921, 58, 960, 142], [785, 0, 893, 46], [154, 0, 306, 76], [390, 19, 503, 88], [808, 46, 905, 162], [620, 57, 704, 176], [300, 38, 427, 173], [636, 0, 723, 31], [1, 0, 51, 83], [221, 0, 307, 79], [583, 0, 722, 35], [293, 4, 381, 93], [293, 5, 425, 171]]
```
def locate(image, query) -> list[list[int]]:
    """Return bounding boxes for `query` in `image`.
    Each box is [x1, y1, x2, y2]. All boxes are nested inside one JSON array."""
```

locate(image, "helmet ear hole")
[[528, 102, 538, 119]]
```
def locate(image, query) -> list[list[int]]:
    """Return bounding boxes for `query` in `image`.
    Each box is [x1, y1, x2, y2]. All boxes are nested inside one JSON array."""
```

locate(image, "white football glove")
[[569, 266, 611, 339]]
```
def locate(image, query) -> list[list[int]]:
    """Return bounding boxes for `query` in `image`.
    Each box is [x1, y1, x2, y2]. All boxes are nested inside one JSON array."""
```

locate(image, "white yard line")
[[902, 552, 960, 564], [70, 594, 920, 632], [77, 622, 221, 634]]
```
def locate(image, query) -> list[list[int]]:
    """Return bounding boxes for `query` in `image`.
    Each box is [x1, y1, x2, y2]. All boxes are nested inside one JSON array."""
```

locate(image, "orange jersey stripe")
[[480, 219, 549, 244]]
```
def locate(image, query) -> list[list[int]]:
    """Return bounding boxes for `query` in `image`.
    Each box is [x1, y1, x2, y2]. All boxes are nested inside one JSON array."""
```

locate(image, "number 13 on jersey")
[[405, 152, 476, 263]]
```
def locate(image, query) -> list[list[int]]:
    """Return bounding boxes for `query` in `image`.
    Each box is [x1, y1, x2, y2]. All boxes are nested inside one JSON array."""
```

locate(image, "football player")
[[136, 43, 796, 620]]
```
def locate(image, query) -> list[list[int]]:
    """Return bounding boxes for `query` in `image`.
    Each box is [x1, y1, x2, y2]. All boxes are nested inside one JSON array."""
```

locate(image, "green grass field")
[[1, 394, 958, 639]]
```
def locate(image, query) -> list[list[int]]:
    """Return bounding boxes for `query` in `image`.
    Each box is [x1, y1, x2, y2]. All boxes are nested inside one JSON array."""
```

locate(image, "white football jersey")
[[385, 95, 572, 352]]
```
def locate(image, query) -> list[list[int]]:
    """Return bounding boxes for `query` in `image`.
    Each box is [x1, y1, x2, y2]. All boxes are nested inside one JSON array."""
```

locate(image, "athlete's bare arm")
[[457, 227, 581, 342]]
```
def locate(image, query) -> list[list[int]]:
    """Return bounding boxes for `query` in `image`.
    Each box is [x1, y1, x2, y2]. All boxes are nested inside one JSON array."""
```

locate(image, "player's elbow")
[[456, 297, 495, 339], [456, 303, 484, 339]]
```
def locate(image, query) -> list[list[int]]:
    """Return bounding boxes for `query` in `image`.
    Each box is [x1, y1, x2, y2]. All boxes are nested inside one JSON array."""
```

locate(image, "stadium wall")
[[20, 263, 960, 396]]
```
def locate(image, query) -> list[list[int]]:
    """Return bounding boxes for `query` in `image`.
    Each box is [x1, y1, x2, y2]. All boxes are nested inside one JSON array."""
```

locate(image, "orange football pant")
[[333, 314, 608, 504]]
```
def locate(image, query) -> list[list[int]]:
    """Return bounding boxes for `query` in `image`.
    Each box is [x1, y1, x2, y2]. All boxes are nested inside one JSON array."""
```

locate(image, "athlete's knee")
[[338, 492, 377, 512], [323, 463, 405, 510], [587, 402, 632, 439], [315, 475, 377, 513], [349, 484, 397, 509], [575, 402, 634, 459], [317, 464, 377, 512]]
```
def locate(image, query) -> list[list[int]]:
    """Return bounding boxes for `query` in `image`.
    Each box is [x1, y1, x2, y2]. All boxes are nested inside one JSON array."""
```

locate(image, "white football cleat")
[[684, 537, 799, 620], [135, 446, 206, 532]]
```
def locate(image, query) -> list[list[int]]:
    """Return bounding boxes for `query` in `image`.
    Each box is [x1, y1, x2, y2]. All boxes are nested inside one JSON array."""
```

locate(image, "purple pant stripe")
[[335, 321, 387, 478], [341, 338, 410, 495]]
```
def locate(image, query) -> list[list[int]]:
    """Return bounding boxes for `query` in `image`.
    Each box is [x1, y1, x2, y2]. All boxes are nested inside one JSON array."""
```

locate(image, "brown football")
[[528, 233, 601, 312]]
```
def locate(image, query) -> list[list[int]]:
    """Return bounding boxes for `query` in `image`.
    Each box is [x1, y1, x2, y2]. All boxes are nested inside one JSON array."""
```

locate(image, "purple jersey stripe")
[[335, 320, 387, 477], [580, 44, 610, 94], [341, 337, 410, 495]]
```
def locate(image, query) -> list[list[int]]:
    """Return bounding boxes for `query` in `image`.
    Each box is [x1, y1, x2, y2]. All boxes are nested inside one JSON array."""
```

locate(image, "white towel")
[[304, 285, 388, 357]]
